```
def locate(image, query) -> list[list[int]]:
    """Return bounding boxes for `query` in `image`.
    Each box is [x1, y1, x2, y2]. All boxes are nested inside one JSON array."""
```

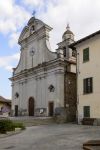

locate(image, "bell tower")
[[62, 24, 74, 42], [56, 24, 75, 60]]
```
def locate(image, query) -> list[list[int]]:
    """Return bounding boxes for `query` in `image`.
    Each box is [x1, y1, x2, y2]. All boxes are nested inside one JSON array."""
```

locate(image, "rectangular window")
[[83, 47, 89, 62], [83, 106, 90, 118], [83, 77, 93, 94]]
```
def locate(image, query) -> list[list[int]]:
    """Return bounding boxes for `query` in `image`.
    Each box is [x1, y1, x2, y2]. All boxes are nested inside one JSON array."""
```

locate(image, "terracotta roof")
[[0, 96, 11, 103], [69, 30, 100, 48]]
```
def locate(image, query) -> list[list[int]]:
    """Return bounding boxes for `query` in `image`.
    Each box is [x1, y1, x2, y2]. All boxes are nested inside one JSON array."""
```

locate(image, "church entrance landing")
[[28, 97, 35, 116]]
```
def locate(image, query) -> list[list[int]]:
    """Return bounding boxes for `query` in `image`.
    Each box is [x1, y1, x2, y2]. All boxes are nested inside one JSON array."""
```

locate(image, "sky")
[[1, 0, 100, 99]]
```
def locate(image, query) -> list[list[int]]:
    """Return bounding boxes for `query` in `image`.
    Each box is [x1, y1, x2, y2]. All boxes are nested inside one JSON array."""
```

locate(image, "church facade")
[[10, 17, 76, 121]]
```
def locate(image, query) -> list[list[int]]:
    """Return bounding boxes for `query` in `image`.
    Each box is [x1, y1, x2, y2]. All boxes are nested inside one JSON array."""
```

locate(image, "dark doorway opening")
[[48, 102, 54, 116], [28, 97, 35, 116], [15, 105, 18, 116]]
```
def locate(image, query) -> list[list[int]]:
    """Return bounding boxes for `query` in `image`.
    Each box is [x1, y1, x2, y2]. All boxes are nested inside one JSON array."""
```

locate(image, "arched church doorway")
[[28, 97, 35, 116]]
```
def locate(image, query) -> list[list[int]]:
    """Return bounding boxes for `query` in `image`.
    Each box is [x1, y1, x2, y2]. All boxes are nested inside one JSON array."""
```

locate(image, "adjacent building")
[[10, 17, 76, 121], [0, 96, 11, 117], [70, 30, 100, 124]]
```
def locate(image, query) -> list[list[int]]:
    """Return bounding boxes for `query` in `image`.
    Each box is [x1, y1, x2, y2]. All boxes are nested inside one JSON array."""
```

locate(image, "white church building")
[[10, 17, 76, 121]]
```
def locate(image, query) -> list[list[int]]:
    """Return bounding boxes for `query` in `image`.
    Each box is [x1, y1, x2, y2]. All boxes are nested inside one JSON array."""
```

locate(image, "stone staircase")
[[9, 117, 55, 127]]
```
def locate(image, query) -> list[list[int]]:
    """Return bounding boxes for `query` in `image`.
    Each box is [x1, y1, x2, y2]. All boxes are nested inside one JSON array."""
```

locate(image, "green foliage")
[[0, 119, 25, 134], [0, 120, 14, 134], [13, 122, 25, 130]]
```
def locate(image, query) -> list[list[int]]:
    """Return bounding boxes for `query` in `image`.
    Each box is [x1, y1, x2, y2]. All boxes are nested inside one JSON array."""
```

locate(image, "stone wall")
[[64, 72, 77, 122]]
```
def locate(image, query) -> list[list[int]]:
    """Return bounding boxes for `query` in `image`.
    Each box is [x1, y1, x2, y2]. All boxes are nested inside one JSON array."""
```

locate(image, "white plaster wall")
[[12, 65, 64, 115], [25, 78, 37, 108], [27, 67, 64, 110], [12, 82, 20, 110], [15, 29, 56, 74]]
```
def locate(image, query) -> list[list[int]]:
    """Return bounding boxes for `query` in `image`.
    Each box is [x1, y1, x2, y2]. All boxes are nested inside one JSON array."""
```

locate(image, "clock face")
[[30, 47, 35, 56]]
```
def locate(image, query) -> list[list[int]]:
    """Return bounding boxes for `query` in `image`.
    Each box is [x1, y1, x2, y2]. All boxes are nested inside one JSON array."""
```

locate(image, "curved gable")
[[18, 26, 29, 44]]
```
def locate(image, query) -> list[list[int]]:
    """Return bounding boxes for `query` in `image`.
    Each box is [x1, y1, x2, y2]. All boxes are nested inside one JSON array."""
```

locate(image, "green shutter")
[[83, 48, 89, 62], [88, 77, 93, 93], [83, 79, 86, 93], [83, 77, 93, 94], [84, 106, 90, 117]]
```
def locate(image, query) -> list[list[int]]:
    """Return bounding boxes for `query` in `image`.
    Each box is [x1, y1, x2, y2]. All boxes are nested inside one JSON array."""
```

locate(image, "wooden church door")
[[28, 97, 35, 116]]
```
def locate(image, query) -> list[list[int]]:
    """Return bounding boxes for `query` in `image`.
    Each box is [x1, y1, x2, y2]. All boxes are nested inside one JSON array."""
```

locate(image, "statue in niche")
[[48, 85, 55, 92]]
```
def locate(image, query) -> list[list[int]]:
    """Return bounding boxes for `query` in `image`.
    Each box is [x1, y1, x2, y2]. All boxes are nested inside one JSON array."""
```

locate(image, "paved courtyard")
[[0, 124, 100, 150]]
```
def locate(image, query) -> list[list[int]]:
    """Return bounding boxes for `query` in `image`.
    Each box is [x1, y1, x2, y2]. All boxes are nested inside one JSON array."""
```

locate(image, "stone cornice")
[[9, 58, 65, 81], [9, 57, 76, 82]]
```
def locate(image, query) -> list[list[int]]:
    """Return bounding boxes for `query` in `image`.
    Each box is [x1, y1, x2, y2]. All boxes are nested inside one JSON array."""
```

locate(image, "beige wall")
[[76, 34, 100, 122]]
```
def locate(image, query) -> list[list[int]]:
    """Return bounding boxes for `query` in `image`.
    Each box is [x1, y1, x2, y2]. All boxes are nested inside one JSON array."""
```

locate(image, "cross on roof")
[[32, 10, 36, 17], [66, 23, 70, 30]]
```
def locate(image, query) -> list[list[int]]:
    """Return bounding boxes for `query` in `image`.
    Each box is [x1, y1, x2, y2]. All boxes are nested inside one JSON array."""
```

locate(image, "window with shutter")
[[83, 106, 90, 118], [83, 77, 93, 94], [83, 48, 89, 62]]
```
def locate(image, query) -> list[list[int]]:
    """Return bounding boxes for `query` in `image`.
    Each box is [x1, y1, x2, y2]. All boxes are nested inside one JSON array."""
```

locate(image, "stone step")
[[9, 117, 55, 127]]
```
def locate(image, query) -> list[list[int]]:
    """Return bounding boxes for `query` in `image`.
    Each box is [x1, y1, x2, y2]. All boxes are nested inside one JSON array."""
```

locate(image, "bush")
[[0, 120, 14, 134], [0, 120, 25, 134]]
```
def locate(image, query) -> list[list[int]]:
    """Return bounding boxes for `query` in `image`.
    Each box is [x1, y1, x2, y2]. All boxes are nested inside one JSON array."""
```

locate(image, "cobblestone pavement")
[[0, 124, 100, 150]]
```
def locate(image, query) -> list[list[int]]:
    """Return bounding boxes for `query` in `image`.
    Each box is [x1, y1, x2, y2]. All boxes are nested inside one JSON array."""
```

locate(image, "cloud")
[[1, 0, 100, 50], [22, 0, 44, 7], [0, 0, 31, 47], [21, 0, 100, 50], [0, 53, 20, 72], [9, 32, 20, 48], [33, 0, 100, 49]]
